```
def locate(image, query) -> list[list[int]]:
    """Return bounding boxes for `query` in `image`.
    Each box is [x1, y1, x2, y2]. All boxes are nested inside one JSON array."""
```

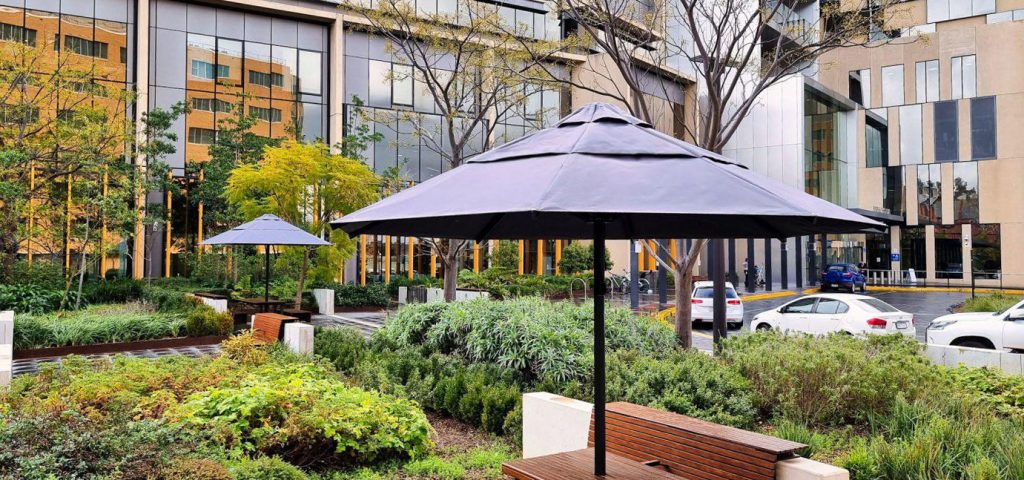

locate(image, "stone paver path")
[[12, 344, 222, 377]]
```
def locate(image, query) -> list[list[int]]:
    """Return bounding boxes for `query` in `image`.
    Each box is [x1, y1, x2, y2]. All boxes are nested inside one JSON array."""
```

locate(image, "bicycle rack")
[[570, 277, 588, 301]]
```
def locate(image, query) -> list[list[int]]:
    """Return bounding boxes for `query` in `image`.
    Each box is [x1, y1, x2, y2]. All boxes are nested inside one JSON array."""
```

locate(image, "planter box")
[[13, 335, 229, 360]]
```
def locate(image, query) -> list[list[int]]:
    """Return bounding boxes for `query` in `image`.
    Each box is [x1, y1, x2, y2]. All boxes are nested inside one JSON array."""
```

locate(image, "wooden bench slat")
[[594, 427, 777, 477], [593, 431, 774, 480], [593, 414, 779, 462], [606, 402, 805, 455], [503, 448, 686, 480]]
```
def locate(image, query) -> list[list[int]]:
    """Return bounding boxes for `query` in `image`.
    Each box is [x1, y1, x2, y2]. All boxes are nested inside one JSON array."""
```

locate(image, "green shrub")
[[161, 458, 233, 480], [231, 457, 309, 480], [457, 268, 591, 299], [315, 327, 368, 372], [721, 331, 942, 427], [402, 456, 466, 480], [0, 283, 62, 314], [387, 275, 442, 296], [488, 240, 520, 271], [0, 412, 197, 480], [171, 361, 433, 467], [142, 284, 195, 312], [83, 278, 145, 304], [840, 397, 1024, 480], [377, 297, 676, 382], [605, 350, 757, 428], [558, 242, 613, 274], [13, 303, 186, 350], [185, 304, 234, 337], [960, 293, 1022, 313], [946, 365, 1024, 418], [329, 283, 390, 308]]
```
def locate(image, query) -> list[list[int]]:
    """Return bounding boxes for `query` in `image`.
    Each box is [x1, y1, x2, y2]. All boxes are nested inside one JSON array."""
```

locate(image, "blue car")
[[820, 263, 867, 293]]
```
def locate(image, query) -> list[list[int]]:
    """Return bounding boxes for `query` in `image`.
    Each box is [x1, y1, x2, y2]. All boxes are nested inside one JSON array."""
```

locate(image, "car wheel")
[[848, 283, 856, 294], [755, 323, 771, 331]]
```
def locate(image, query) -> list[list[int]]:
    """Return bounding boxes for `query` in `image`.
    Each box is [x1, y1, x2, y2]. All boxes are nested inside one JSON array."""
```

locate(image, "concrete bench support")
[[0, 311, 12, 386], [313, 289, 334, 315], [283, 322, 315, 355]]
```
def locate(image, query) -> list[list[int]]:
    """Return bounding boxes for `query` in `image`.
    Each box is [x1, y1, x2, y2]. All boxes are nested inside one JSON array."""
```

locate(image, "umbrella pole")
[[592, 221, 606, 476], [264, 245, 270, 304]]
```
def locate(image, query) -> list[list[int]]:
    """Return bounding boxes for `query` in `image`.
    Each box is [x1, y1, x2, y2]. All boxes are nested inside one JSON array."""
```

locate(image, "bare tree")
[[513, 0, 908, 348], [344, 0, 550, 301]]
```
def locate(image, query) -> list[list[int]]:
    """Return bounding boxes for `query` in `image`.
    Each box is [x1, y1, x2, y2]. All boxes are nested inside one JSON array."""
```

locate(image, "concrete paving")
[[12, 344, 222, 377]]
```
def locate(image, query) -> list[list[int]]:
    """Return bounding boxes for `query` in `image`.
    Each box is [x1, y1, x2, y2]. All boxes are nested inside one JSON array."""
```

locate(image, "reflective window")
[[928, 0, 995, 23], [915, 60, 938, 103], [883, 166, 904, 216], [392, 64, 413, 106], [899, 104, 922, 164], [849, 69, 871, 108], [297, 50, 321, 95], [916, 164, 942, 225], [935, 225, 963, 279], [972, 224, 1001, 274], [783, 297, 818, 314], [900, 226, 927, 277], [951, 55, 976, 99], [881, 65, 904, 107], [971, 96, 996, 159], [934, 100, 958, 162], [367, 59, 391, 107], [814, 299, 848, 315], [804, 91, 848, 205], [865, 118, 887, 167], [953, 162, 979, 223]]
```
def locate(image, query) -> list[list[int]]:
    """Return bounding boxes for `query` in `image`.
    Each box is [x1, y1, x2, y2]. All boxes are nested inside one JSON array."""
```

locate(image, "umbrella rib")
[[474, 213, 506, 242]]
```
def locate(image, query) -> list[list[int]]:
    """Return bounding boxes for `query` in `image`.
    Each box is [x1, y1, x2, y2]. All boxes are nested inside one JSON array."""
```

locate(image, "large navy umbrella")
[[332, 103, 881, 475], [203, 214, 330, 302]]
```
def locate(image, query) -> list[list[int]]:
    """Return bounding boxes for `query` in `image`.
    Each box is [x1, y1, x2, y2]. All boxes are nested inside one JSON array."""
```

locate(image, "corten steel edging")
[[14, 335, 229, 360]]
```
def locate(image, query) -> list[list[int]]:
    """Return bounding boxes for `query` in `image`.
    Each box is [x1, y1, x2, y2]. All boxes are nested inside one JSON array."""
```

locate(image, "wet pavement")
[[690, 288, 969, 351]]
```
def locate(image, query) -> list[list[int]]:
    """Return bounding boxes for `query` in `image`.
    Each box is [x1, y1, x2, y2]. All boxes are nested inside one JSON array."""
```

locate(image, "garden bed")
[[13, 334, 228, 360]]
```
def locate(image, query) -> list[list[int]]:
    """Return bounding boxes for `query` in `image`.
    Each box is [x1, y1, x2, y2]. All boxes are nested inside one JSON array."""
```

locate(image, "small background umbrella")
[[332, 103, 881, 475], [202, 214, 330, 302]]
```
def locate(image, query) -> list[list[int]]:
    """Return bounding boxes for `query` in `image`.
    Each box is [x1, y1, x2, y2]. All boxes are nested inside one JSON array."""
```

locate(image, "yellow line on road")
[[741, 291, 798, 301], [693, 331, 713, 339]]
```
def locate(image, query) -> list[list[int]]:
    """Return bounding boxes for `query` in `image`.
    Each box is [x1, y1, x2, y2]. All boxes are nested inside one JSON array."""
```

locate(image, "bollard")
[[283, 322, 315, 355], [312, 289, 335, 315], [0, 311, 12, 387]]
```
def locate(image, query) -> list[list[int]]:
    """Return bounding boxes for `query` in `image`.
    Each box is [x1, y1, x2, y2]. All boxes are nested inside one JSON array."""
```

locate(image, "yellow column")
[[536, 240, 544, 276], [473, 241, 480, 273], [100, 169, 108, 277], [360, 235, 367, 286], [555, 240, 562, 275], [384, 235, 391, 283], [407, 237, 414, 280], [518, 240, 525, 275], [197, 169, 204, 257], [430, 253, 437, 277], [670, 239, 677, 261], [64, 175, 71, 272], [164, 182, 171, 278], [27, 163, 34, 267]]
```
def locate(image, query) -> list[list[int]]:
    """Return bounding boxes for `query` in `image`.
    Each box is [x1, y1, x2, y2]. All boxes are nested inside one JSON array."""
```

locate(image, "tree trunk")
[[442, 238, 459, 302], [0, 208, 19, 283], [75, 219, 91, 310], [294, 246, 310, 309], [674, 266, 694, 349]]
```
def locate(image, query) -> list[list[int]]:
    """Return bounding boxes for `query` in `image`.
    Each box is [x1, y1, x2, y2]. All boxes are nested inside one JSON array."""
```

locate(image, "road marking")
[[693, 331, 713, 339]]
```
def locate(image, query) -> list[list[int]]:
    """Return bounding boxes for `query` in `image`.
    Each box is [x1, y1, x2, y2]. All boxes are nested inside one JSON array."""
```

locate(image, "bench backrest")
[[589, 402, 806, 480], [252, 313, 295, 342]]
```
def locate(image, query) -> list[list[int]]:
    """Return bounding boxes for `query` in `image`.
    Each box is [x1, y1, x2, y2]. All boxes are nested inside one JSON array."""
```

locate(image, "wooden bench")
[[281, 308, 312, 322], [252, 313, 297, 343], [587, 402, 806, 480]]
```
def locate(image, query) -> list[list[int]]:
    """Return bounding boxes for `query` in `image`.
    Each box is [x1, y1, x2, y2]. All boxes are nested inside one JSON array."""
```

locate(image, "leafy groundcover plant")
[[0, 333, 432, 478], [12, 303, 187, 350]]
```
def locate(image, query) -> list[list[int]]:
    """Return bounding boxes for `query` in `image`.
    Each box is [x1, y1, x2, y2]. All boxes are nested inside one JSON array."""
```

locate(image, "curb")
[[739, 291, 799, 301]]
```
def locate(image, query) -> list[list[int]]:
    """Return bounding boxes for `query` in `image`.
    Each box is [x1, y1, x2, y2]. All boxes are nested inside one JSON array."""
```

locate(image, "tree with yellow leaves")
[[226, 140, 379, 308]]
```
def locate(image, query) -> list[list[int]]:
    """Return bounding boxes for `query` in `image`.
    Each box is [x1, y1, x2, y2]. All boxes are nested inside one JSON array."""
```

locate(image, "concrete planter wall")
[[0, 311, 11, 386], [399, 287, 489, 304], [521, 392, 849, 480], [313, 289, 335, 315], [924, 343, 1023, 375], [284, 322, 315, 354]]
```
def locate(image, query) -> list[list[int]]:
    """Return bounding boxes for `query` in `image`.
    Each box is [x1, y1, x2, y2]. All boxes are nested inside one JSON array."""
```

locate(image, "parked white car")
[[926, 298, 1024, 351], [751, 294, 915, 337], [690, 281, 743, 329]]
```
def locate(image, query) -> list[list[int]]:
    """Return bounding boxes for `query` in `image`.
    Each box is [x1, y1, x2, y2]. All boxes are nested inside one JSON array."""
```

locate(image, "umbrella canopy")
[[334, 103, 880, 240], [332, 103, 882, 475], [203, 214, 331, 247], [203, 214, 330, 302]]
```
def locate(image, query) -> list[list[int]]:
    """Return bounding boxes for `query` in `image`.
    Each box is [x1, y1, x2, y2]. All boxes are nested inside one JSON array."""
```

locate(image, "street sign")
[[891, 253, 901, 262]]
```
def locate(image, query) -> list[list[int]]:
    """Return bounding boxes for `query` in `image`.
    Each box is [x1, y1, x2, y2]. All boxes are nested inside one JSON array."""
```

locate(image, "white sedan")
[[690, 281, 744, 329], [751, 294, 915, 337], [926, 298, 1024, 350]]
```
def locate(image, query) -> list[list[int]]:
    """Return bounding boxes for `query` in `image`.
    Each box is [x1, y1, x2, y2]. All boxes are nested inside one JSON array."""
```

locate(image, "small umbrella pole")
[[264, 245, 270, 304], [592, 221, 606, 476]]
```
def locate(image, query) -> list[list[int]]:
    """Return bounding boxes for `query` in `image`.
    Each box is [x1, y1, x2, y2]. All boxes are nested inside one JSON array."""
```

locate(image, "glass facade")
[[804, 91, 847, 206], [933, 100, 958, 162], [916, 164, 941, 225], [915, 59, 939, 103], [898, 104, 922, 164], [934, 225, 963, 279], [953, 162, 979, 223], [882, 166, 904, 216], [951, 55, 977, 100], [971, 96, 996, 159], [865, 118, 887, 167], [881, 64, 904, 107], [972, 224, 1001, 274], [900, 226, 927, 278]]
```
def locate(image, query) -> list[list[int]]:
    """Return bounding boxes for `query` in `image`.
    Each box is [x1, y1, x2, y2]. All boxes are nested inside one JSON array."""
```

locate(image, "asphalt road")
[[690, 289, 969, 351]]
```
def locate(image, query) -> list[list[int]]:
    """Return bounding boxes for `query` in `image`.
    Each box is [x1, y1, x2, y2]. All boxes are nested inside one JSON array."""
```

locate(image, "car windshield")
[[857, 298, 899, 313], [694, 287, 739, 299], [828, 265, 847, 272], [993, 300, 1024, 316]]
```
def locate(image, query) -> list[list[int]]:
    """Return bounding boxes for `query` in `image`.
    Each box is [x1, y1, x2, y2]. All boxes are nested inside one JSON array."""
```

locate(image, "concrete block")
[[201, 297, 228, 313], [283, 322, 315, 355], [1000, 351, 1024, 375], [313, 289, 335, 315], [0, 311, 12, 387], [777, 458, 849, 480], [923, 344, 947, 366], [957, 346, 1001, 369], [397, 286, 408, 305], [522, 392, 592, 459]]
